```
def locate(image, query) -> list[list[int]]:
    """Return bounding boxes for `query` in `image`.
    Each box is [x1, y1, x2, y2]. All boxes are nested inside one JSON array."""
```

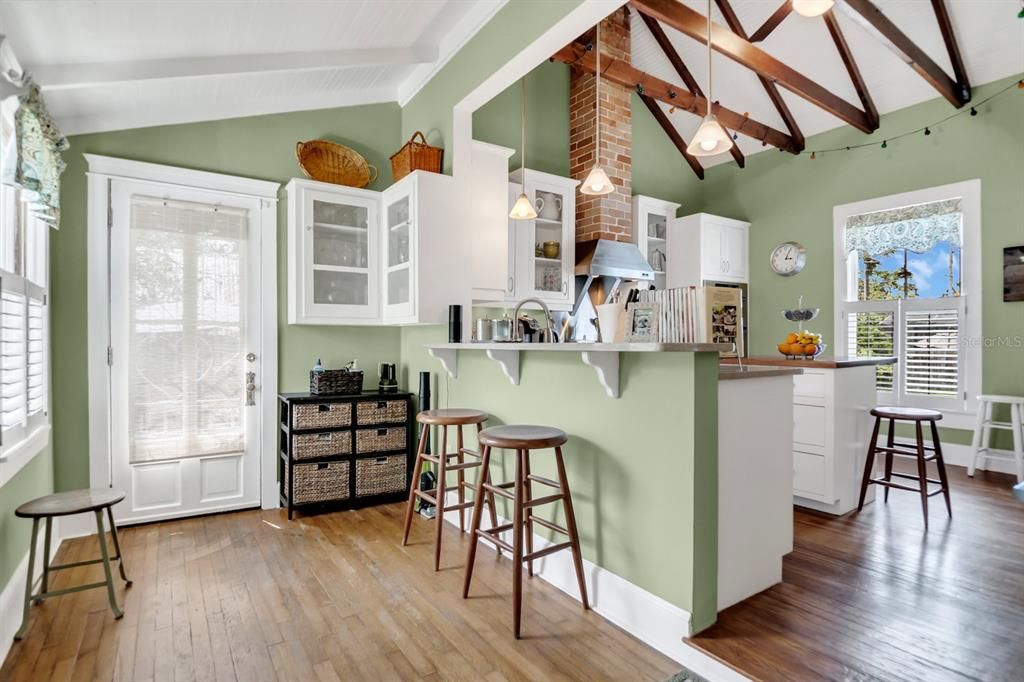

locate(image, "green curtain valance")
[[14, 84, 68, 228], [845, 198, 962, 255]]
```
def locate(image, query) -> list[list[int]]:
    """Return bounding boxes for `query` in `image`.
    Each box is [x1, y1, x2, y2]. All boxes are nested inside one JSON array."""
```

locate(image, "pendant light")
[[792, 0, 835, 18], [686, 0, 734, 158], [580, 20, 615, 196], [509, 76, 538, 220]]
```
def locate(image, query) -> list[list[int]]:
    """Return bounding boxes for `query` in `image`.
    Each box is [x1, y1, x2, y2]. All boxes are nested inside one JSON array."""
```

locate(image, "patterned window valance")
[[14, 84, 68, 228], [845, 198, 962, 255]]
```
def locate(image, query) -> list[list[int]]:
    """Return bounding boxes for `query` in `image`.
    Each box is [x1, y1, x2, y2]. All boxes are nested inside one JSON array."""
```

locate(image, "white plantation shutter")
[[903, 304, 961, 399], [1, 285, 27, 435], [846, 309, 895, 392], [27, 290, 45, 418]]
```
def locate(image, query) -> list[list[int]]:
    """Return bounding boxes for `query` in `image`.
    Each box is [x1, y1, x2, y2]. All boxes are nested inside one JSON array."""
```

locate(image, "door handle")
[[245, 371, 256, 407]]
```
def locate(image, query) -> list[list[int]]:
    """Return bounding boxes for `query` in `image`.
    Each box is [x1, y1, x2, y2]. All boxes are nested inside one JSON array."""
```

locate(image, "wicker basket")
[[293, 402, 352, 430], [293, 430, 352, 460], [289, 461, 350, 504], [296, 140, 378, 188], [310, 369, 363, 396], [355, 426, 407, 454], [356, 399, 407, 425], [390, 131, 443, 181], [355, 455, 407, 497]]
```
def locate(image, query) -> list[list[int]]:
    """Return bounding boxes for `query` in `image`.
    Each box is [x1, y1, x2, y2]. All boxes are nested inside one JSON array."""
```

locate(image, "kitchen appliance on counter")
[[568, 239, 655, 342], [378, 362, 398, 393]]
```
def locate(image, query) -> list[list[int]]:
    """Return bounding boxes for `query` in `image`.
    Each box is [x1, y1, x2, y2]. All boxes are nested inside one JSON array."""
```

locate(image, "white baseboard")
[[440, 495, 748, 682], [0, 517, 62, 665]]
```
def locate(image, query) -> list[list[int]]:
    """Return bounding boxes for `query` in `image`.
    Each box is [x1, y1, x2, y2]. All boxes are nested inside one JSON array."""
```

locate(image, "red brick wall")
[[570, 8, 632, 243]]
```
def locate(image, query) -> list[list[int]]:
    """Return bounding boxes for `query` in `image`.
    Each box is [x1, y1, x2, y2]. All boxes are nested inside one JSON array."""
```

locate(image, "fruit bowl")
[[778, 342, 826, 360]]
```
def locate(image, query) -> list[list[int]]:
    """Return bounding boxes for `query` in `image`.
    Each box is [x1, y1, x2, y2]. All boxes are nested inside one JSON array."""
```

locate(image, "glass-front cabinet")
[[632, 195, 681, 291], [382, 180, 415, 320]]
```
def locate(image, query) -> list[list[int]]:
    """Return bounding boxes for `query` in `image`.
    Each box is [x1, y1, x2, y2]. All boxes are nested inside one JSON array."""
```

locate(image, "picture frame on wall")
[[1005, 246, 1024, 302], [626, 303, 660, 342]]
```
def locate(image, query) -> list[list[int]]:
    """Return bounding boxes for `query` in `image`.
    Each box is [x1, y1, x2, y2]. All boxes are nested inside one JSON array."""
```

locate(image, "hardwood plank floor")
[[689, 464, 1024, 682], [1, 502, 678, 682]]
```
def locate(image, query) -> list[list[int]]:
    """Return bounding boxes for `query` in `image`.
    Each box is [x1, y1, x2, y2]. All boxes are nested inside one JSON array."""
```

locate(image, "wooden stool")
[[402, 408, 499, 571], [462, 424, 589, 639], [968, 394, 1024, 482], [14, 489, 132, 640], [857, 407, 951, 528]]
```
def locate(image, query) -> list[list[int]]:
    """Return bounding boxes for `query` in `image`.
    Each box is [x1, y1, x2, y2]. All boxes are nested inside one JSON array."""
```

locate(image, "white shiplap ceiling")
[[0, 0, 505, 134], [631, 0, 1024, 166]]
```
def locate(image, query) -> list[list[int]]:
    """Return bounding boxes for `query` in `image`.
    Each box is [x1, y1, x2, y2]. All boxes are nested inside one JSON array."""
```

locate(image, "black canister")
[[448, 304, 462, 343]]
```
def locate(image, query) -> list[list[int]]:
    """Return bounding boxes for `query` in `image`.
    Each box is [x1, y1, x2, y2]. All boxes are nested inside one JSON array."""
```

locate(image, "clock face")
[[770, 242, 807, 277]]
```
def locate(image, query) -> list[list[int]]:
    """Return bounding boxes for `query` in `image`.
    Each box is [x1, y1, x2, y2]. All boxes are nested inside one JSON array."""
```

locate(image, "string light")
[[969, 106, 978, 116], [924, 126, 931, 136], [881, 140, 887, 148]]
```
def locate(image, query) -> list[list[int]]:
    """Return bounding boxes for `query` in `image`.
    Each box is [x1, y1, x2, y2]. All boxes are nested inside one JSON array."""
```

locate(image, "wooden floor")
[[1, 501, 678, 682], [689, 464, 1024, 682]]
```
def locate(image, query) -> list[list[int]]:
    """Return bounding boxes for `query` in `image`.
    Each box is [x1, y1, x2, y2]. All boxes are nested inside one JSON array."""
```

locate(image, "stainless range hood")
[[567, 239, 655, 342]]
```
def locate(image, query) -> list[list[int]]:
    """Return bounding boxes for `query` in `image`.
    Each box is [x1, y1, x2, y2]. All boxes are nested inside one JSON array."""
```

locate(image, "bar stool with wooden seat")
[[463, 424, 589, 639], [967, 394, 1024, 482], [14, 489, 132, 640], [402, 408, 499, 571], [857, 406, 952, 527]]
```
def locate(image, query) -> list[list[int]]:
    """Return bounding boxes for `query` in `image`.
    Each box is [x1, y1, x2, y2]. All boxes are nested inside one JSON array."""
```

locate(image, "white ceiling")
[[0, 0, 505, 134], [631, 0, 1024, 167]]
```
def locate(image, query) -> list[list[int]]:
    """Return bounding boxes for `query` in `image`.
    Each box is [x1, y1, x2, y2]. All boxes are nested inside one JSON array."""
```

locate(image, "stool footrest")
[[476, 524, 514, 553], [482, 482, 515, 500], [443, 461, 482, 472], [49, 555, 123, 571], [524, 542, 572, 563], [443, 501, 476, 513], [889, 471, 943, 485], [413, 489, 438, 505], [34, 580, 111, 600], [459, 448, 482, 458], [523, 493, 564, 510], [869, 477, 945, 496], [890, 440, 937, 452], [527, 474, 560, 489], [531, 517, 569, 536], [874, 446, 936, 460]]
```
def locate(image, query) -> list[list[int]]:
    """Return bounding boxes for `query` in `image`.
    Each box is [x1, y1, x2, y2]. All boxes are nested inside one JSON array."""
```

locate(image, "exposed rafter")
[[839, 0, 969, 107], [639, 94, 704, 179], [551, 42, 802, 154], [631, 0, 877, 133], [714, 0, 804, 151], [749, 1, 793, 43], [822, 9, 878, 129], [930, 0, 971, 101], [638, 12, 745, 168]]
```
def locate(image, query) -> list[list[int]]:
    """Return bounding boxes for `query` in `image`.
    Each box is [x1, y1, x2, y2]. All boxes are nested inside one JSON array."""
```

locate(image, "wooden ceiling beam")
[[714, 0, 804, 151], [822, 9, 878, 129], [631, 0, 877, 133], [930, 0, 971, 101], [639, 12, 745, 168], [749, 1, 793, 43], [838, 0, 969, 107], [639, 94, 705, 180], [551, 42, 802, 154]]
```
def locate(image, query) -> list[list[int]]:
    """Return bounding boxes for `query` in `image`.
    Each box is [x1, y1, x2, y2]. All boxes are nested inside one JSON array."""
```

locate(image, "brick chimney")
[[569, 8, 632, 243]]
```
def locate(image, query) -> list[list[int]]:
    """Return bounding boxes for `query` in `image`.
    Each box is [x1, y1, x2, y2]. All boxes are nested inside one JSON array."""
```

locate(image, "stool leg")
[[915, 423, 929, 529], [463, 445, 492, 599], [402, 425, 430, 546], [456, 425, 466, 533], [512, 447, 525, 639], [930, 420, 952, 518], [434, 425, 448, 571], [478, 424, 500, 548], [40, 516, 52, 600], [967, 399, 987, 477], [858, 417, 882, 512], [555, 447, 589, 611], [107, 507, 132, 585], [521, 449, 535, 578], [1011, 403, 1024, 484], [14, 518, 40, 640], [94, 510, 124, 619], [883, 418, 895, 503]]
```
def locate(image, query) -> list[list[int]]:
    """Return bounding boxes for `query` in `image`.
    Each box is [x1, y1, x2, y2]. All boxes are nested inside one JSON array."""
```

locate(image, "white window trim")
[[833, 179, 982, 429], [84, 154, 281, 508]]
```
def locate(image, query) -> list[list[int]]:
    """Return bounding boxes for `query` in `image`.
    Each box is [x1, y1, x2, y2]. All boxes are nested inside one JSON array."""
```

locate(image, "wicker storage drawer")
[[293, 430, 352, 460], [356, 455, 407, 497], [288, 461, 350, 504], [293, 402, 352, 430], [356, 399, 407, 425], [355, 426, 407, 453]]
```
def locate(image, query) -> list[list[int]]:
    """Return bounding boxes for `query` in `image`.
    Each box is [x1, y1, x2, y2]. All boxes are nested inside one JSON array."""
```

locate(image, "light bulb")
[[792, 0, 834, 17], [686, 115, 734, 157], [509, 192, 538, 220], [699, 139, 718, 152], [580, 164, 615, 196]]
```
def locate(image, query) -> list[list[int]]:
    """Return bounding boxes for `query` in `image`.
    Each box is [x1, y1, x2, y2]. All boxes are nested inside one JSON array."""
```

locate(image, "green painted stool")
[[13, 488, 132, 641]]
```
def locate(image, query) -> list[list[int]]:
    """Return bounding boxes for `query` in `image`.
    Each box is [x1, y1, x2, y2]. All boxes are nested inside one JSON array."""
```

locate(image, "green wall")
[[52, 103, 405, 492], [0, 448, 53, 597]]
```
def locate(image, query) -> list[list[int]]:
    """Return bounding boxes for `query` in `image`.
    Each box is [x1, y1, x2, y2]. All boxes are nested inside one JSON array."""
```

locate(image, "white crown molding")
[[84, 154, 281, 199]]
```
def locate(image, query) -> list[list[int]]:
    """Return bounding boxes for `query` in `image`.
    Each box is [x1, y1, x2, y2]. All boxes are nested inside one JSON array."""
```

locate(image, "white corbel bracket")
[[428, 347, 458, 379], [581, 351, 620, 398], [485, 349, 520, 385]]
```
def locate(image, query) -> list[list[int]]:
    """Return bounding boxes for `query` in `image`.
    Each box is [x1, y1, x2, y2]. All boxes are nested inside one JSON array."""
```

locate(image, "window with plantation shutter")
[[1, 288, 27, 434], [904, 306, 960, 398]]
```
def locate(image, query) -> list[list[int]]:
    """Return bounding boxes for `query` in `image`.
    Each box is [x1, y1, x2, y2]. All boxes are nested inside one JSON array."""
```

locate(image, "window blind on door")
[[904, 308, 960, 397]]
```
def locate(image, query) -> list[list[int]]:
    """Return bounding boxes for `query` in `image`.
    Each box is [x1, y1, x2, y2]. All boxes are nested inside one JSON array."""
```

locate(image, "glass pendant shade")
[[509, 192, 538, 220], [580, 164, 615, 196], [792, 0, 835, 17], [686, 115, 734, 157]]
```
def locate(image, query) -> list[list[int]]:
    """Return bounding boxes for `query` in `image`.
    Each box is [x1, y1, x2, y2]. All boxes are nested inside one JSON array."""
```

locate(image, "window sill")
[[0, 424, 51, 488]]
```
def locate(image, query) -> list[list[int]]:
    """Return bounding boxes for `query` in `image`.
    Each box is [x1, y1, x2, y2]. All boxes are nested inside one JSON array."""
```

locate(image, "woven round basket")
[[296, 140, 378, 188]]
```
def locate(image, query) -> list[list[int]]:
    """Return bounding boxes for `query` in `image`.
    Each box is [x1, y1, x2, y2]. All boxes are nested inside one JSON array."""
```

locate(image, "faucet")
[[511, 298, 554, 342]]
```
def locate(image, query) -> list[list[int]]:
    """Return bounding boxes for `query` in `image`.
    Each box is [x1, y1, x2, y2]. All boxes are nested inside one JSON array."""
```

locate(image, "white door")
[[109, 180, 263, 524]]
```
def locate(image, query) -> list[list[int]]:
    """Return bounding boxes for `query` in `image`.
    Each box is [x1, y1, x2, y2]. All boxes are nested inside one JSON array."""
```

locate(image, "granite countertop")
[[718, 364, 804, 381], [721, 356, 898, 369]]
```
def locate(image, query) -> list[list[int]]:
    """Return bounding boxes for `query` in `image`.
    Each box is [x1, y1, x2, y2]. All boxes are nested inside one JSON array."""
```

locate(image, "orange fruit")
[[786, 333, 799, 345], [803, 343, 818, 356], [777, 342, 790, 354]]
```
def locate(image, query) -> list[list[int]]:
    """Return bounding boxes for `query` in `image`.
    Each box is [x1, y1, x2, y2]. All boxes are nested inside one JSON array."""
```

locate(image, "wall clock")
[[769, 241, 807, 277]]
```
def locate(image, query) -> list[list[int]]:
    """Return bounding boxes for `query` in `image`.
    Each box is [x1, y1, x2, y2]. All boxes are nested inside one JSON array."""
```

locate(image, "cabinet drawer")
[[356, 399, 407, 425], [293, 402, 352, 430], [288, 461, 350, 505], [793, 372, 826, 399], [355, 426, 407, 453], [793, 450, 827, 498], [293, 431, 352, 460], [355, 455, 407, 497], [794, 403, 827, 447]]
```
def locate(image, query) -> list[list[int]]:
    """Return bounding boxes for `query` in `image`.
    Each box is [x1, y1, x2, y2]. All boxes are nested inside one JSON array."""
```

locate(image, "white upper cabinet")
[[469, 141, 516, 302], [632, 195, 681, 290], [667, 213, 750, 287]]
